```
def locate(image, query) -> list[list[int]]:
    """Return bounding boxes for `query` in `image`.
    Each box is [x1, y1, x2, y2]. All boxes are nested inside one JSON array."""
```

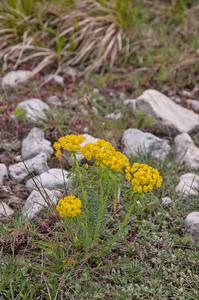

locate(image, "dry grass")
[[0, 0, 143, 80], [0, 0, 199, 87]]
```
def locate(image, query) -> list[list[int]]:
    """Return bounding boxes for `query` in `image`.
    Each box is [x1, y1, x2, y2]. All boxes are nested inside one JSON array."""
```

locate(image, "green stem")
[[73, 153, 90, 249], [73, 153, 89, 222], [102, 193, 139, 255], [67, 219, 75, 247], [93, 163, 107, 245]]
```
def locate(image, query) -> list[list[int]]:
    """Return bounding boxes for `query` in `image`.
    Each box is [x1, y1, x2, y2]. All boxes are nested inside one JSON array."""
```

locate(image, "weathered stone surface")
[[9, 153, 49, 183], [186, 99, 199, 111], [105, 112, 122, 120], [170, 95, 181, 103], [21, 189, 62, 221], [47, 95, 61, 105], [45, 74, 64, 86], [122, 128, 171, 159], [185, 212, 199, 243], [21, 127, 53, 160], [1, 70, 31, 87], [0, 202, 14, 219], [14, 155, 22, 162], [17, 98, 49, 123], [134, 89, 199, 136], [0, 164, 8, 185], [174, 133, 199, 169], [83, 127, 89, 134], [181, 90, 192, 97], [26, 168, 70, 192], [175, 173, 199, 196]]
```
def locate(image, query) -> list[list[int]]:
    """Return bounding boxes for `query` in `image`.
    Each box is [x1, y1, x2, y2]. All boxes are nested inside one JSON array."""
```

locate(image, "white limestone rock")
[[17, 98, 49, 123], [181, 90, 192, 97], [174, 133, 199, 169], [0, 164, 8, 185], [45, 74, 64, 86], [170, 96, 181, 103], [175, 173, 199, 196], [186, 99, 199, 111], [122, 128, 171, 160], [21, 189, 62, 221], [47, 95, 61, 105], [0, 202, 14, 219], [9, 153, 49, 183], [134, 89, 199, 136], [14, 155, 22, 162], [26, 168, 70, 192], [1, 70, 31, 87], [83, 127, 89, 134], [93, 88, 99, 94], [21, 127, 53, 160], [105, 112, 122, 120], [124, 99, 137, 113], [185, 212, 199, 243]]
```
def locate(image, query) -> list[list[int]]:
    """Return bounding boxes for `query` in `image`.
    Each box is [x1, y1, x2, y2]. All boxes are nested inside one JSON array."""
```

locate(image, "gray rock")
[[135, 89, 199, 136], [0, 202, 14, 219], [9, 153, 49, 183], [83, 127, 89, 134], [170, 95, 181, 103], [185, 212, 199, 243], [1, 70, 31, 87], [21, 189, 62, 221], [124, 99, 137, 113], [45, 74, 64, 86], [93, 88, 99, 93], [186, 99, 199, 111], [174, 133, 199, 169], [47, 95, 61, 105], [0, 164, 8, 185], [21, 127, 53, 160], [105, 112, 122, 120], [26, 168, 70, 192], [181, 90, 192, 97], [17, 98, 49, 123], [14, 155, 22, 162], [122, 128, 171, 160], [175, 173, 199, 196]]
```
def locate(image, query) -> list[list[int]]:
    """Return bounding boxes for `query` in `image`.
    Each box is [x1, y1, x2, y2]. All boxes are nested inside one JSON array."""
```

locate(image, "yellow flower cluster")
[[53, 135, 163, 194], [56, 196, 82, 217], [125, 163, 163, 193], [81, 139, 130, 172], [53, 135, 86, 157]]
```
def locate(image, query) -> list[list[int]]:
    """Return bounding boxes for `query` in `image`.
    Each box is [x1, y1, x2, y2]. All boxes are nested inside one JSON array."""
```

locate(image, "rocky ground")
[[1, 67, 199, 241]]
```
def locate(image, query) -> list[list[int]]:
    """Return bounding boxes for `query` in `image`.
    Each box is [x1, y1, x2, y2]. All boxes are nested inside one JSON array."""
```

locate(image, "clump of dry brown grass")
[[0, 0, 143, 81], [1, 0, 199, 87]]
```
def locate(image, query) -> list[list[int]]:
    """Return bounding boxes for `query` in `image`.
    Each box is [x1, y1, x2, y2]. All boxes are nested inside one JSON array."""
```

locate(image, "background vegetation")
[[1, 0, 199, 299]]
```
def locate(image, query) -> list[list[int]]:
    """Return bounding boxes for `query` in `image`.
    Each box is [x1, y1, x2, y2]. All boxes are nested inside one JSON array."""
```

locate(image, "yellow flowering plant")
[[53, 134, 163, 252]]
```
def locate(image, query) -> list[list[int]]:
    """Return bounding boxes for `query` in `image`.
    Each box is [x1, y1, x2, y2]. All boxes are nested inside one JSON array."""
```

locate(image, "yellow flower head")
[[56, 196, 82, 217], [81, 139, 130, 172], [53, 135, 86, 157], [129, 163, 163, 193]]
